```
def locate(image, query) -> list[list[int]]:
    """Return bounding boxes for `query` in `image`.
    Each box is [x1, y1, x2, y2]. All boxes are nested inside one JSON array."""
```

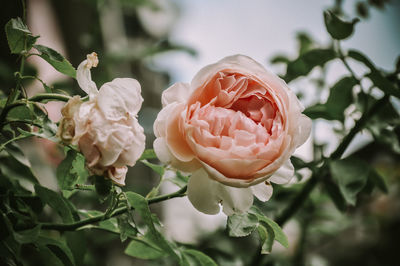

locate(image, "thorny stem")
[[37, 185, 187, 232]]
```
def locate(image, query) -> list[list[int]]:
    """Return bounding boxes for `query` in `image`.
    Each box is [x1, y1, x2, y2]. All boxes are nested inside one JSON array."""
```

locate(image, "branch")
[[39, 185, 187, 232], [29, 93, 71, 102], [275, 95, 390, 227]]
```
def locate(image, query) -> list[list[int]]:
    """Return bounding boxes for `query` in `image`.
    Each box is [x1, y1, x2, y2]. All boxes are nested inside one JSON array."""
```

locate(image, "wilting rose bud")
[[57, 53, 145, 186]]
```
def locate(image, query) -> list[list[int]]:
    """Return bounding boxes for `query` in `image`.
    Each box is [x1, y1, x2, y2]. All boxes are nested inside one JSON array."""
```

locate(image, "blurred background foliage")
[[1, 0, 399, 265]]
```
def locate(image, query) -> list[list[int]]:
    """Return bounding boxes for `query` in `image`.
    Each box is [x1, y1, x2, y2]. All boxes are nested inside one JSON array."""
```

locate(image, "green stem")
[[0, 102, 26, 131], [275, 95, 390, 227], [21, 0, 27, 23], [29, 93, 71, 102], [39, 185, 187, 232], [0, 134, 30, 152]]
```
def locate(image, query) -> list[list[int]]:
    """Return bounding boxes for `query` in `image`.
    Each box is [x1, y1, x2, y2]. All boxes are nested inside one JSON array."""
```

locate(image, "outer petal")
[[154, 137, 173, 164], [108, 166, 128, 186], [153, 102, 180, 138], [97, 78, 143, 121], [165, 104, 195, 162], [219, 185, 254, 216], [293, 114, 312, 148], [187, 168, 253, 215], [76, 59, 98, 98], [268, 159, 295, 185], [187, 168, 220, 215], [116, 119, 146, 167], [251, 181, 273, 202], [161, 82, 191, 107]]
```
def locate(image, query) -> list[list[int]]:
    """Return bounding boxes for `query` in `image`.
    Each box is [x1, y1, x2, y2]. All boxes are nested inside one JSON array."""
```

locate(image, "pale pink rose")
[[57, 53, 145, 186], [153, 55, 311, 215]]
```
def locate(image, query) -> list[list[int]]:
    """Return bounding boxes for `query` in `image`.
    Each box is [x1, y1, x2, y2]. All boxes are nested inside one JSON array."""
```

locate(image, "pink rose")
[[153, 55, 311, 215], [57, 53, 145, 186]]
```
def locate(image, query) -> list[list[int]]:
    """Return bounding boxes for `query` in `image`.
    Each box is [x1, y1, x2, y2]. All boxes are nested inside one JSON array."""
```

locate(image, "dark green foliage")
[[34, 44, 77, 78], [284, 49, 336, 82], [35, 185, 79, 223], [329, 157, 370, 205], [304, 76, 357, 121], [324, 10, 359, 40], [226, 206, 288, 255], [56, 148, 89, 198], [227, 212, 258, 237], [348, 50, 400, 98], [94, 175, 112, 197], [5, 17, 38, 54]]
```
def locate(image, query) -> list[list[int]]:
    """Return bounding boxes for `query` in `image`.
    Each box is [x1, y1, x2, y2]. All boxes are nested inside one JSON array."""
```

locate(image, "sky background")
[[154, 0, 400, 83]]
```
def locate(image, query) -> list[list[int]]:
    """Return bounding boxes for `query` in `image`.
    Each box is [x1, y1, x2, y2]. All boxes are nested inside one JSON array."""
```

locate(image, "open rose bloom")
[[154, 55, 311, 215], [57, 53, 145, 186]]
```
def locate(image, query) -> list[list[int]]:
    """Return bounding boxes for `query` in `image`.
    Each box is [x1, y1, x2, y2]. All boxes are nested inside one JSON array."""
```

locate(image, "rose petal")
[[251, 181, 273, 202], [187, 168, 254, 215], [76, 59, 98, 98], [97, 78, 143, 121], [268, 159, 295, 184], [154, 137, 173, 164], [294, 114, 312, 148], [153, 102, 180, 138], [108, 166, 127, 186], [161, 82, 191, 107], [165, 105, 195, 162], [219, 184, 254, 216], [187, 168, 221, 215]]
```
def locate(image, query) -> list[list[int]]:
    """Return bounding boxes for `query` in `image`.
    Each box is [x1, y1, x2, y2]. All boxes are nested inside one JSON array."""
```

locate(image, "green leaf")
[[290, 156, 308, 170], [324, 10, 359, 40], [250, 206, 288, 248], [227, 212, 258, 237], [257, 224, 274, 254], [64, 231, 86, 266], [125, 236, 166, 260], [304, 76, 357, 121], [78, 210, 119, 233], [270, 55, 290, 65], [36, 235, 75, 266], [181, 249, 218, 266], [94, 175, 112, 197], [368, 169, 388, 193], [284, 49, 336, 82], [33, 44, 76, 78], [322, 178, 347, 211], [139, 149, 158, 160], [5, 17, 38, 54], [34, 185, 78, 223], [125, 192, 179, 260], [141, 160, 165, 177], [166, 171, 189, 188], [347, 50, 400, 98], [7, 104, 34, 121], [57, 148, 89, 198], [329, 157, 370, 205], [296, 32, 314, 55], [13, 225, 41, 244], [117, 214, 138, 242], [36, 245, 65, 266], [0, 157, 38, 186]]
